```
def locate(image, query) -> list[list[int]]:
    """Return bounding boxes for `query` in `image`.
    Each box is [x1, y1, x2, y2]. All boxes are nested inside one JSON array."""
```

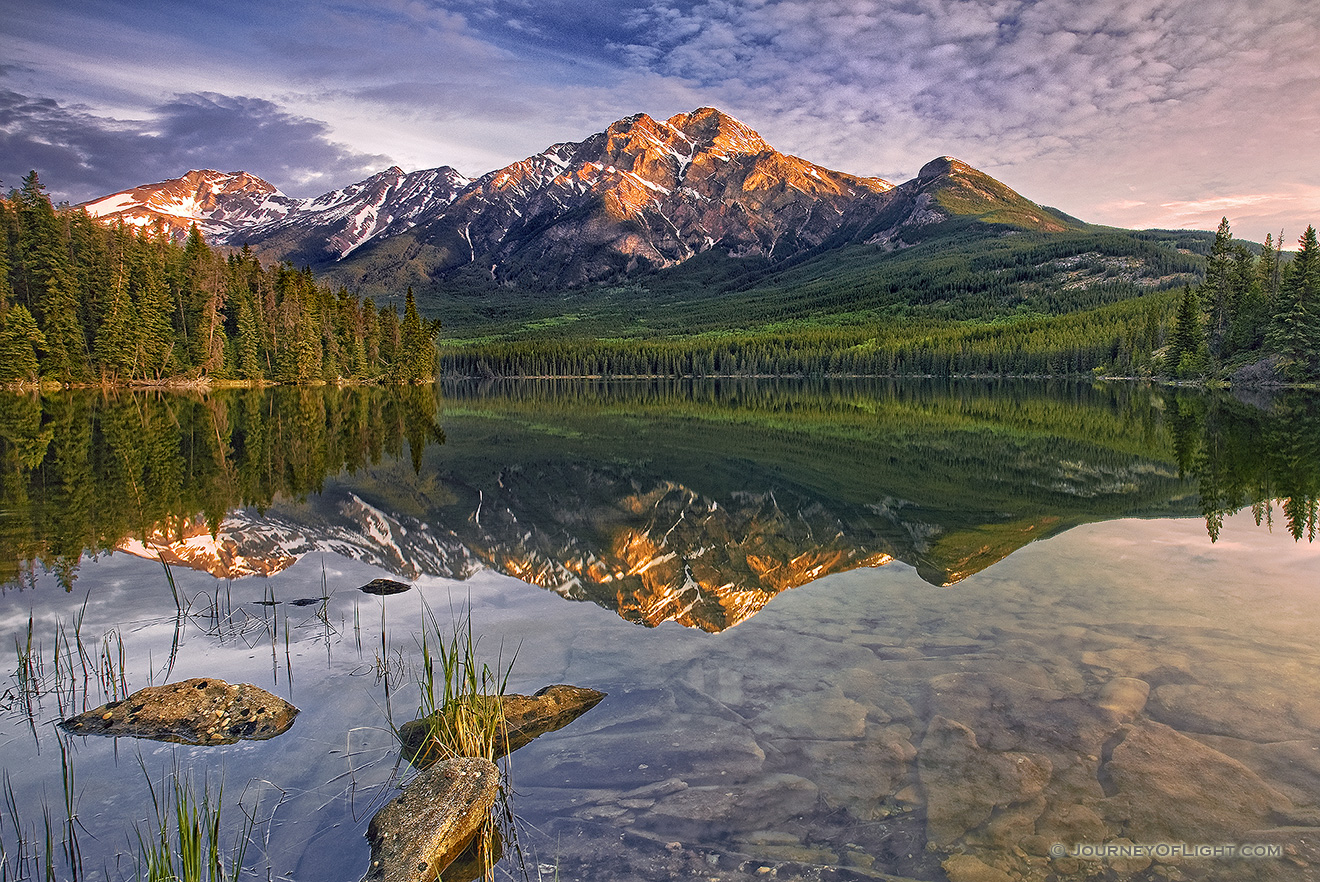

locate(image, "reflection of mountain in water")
[[101, 379, 1223, 631], [118, 476, 895, 631], [16, 380, 1309, 631]]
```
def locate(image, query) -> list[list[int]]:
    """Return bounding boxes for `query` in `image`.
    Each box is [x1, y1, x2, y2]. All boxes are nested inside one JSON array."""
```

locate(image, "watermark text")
[[1050, 842, 1283, 860]]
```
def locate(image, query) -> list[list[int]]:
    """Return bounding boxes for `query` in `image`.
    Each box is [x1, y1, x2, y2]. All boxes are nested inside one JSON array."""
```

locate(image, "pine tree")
[[0, 304, 45, 383], [0, 201, 13, 313], [1200, 217, 1234, 359], [1256, 232, 1282, 305], [1167, 284, 1206, 377], [235, 293, 264, 380], [397, 287, 437, 382], [1268, 226, 1320, 380], [130, 228, 176, 379], [14, 172, 88, 382], [94, 270, 137, 381]]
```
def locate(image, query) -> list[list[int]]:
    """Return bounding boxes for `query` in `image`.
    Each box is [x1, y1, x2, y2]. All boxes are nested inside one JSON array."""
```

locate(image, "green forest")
[[0, 173, 438, 386], [444, 218, 1320, 382]]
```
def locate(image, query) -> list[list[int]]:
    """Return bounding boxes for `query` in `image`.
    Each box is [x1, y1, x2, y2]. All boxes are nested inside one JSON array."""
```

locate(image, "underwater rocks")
[[59, 678, 297, 745], [914, 671, 1302, 880], [363, 756, 499, 882], [397, 684, 606, 766]]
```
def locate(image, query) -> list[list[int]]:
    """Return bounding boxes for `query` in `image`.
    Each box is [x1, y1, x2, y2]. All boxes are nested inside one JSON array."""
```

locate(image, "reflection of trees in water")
[[0, 386, 444, 589], [1169, 391, 1320, 541]]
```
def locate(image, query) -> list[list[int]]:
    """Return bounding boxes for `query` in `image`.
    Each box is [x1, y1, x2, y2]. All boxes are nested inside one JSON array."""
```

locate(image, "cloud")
[[3, 0, 1316, 244], [0, 89, 388, 202]]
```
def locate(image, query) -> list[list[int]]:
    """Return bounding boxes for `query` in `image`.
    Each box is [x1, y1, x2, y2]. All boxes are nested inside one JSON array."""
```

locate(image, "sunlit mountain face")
[[78, 107, 1096, 297]]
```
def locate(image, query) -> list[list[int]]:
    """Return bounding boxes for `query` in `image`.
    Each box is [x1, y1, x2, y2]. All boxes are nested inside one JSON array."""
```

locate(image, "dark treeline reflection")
[[0, 385, 444, 589], [1, 380, 1314, 601], [1167, 390, 1320, 542]]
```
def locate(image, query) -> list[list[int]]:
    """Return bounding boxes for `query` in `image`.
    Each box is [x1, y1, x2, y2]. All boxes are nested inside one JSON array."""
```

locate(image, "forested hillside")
[[443, 219, 1320, 383], [0, 173, 437, 386]]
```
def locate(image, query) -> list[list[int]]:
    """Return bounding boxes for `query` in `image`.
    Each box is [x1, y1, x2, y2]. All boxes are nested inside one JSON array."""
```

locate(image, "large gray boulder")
[[59, 678, 297, 745]]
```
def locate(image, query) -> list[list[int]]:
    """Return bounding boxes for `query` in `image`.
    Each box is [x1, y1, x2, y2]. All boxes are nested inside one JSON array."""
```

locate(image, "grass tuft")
[[408, 602, 514, 766], [134, 763, 253, 882]]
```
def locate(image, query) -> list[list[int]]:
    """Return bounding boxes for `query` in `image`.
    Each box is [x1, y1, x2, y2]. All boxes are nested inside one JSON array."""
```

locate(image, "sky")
[[2, 0, 1317, 246]]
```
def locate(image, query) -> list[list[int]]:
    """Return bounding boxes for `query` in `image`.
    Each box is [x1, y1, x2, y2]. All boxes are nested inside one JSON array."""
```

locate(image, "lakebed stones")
[[59, 677, 297, 745], [363, 756, 500, 882], [911, 670, 1308, 881], [398, 684, 606, 766], [1100, 719, 1293, 843]]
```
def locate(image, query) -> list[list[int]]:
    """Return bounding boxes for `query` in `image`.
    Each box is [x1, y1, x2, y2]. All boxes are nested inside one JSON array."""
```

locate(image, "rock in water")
[[1095, 677, 1150, 721], [358, 578, 413, 596], [59, 678, 297, 745], [362, 756, 500, 882], [398, 684, 606, 766]]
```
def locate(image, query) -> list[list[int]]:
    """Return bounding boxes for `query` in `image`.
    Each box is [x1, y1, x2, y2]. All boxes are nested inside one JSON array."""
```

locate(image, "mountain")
[[337, 108, 897, 289], [80, 169, 302, 241], [853, 155, 1077, 247], [79, 108, 1087, 294], [230, 165, 471, 265]]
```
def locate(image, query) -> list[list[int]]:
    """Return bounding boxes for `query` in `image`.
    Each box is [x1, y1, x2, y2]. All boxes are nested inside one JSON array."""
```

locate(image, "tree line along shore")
[[3, 171, 1317, 387]]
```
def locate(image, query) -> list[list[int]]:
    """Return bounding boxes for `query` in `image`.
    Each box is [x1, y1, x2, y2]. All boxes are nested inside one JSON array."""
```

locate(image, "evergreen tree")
[[1166, 284, 1207, 377], [0, 304, 45, 382], [1200, 217, 1234, 359], [1268, 226, 1320, 380], [130, 228, 176, 379], [1256, 232, 1282, 306], [94, 269, 137, 381], [0, 201, 13, 313], [235, 293, 264, 380], [397, 287, 437, 382]]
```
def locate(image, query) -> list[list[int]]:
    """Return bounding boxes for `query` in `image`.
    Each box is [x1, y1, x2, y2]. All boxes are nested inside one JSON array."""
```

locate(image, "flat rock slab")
[[59, 678, 298, 745], [399, 684, 605, 766], [359, 578, 413, 596], [363, 756, 500, 882]]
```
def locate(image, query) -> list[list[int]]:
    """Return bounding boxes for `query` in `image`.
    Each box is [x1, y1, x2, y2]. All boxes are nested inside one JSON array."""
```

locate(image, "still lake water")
[[1, 380, 1318, 882]]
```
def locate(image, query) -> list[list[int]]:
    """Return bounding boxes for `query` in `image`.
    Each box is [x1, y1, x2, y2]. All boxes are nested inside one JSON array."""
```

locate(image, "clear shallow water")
[[2, 381, 1318, 882]]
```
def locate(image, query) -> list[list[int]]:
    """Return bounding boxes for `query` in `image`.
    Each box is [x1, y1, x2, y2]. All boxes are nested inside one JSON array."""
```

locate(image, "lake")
[[2, 379, 1318, 882]]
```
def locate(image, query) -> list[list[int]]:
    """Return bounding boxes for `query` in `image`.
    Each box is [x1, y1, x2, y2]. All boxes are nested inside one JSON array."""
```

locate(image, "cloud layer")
[[0, 90, 386, 202], [3, 0, 1317, 241]]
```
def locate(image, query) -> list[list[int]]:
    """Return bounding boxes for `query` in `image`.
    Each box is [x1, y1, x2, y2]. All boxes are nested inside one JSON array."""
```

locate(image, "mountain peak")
[[80, 168, 297, 240], [917, 156, 976, 182], [666, 107, 771, 156]]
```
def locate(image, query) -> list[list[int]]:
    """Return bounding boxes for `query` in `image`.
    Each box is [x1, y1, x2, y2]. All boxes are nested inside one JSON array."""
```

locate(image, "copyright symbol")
[[1050, 843, 1067, 858]]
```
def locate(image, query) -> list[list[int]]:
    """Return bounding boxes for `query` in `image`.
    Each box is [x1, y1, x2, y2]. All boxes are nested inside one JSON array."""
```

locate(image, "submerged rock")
[[398, 684, 605, 766], [358, 578, 413, 596], [59, 678, 297, 745], [1094, 677, 1150, 721], [1100, 719, 1293, 842], [363, 756, 499, 882]]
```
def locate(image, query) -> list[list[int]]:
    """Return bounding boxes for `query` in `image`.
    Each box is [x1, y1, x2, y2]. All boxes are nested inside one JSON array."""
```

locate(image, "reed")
[[407, 603, 514, 766], [134, 764, 253, 882]]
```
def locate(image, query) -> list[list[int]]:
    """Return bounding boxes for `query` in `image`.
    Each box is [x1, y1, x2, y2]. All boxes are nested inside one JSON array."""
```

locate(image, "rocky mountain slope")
[[80, 108, 1082, 292], [80, 169, 303, 241], [233, 165, 471, 265]]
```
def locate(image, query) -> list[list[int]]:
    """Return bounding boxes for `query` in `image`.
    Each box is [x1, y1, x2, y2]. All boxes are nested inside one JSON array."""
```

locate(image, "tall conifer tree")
[[1268, 226, 1320, 380]]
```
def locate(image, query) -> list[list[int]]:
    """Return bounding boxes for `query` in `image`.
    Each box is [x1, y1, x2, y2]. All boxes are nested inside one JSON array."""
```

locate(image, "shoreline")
[[3, 371, 1316, 392]]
